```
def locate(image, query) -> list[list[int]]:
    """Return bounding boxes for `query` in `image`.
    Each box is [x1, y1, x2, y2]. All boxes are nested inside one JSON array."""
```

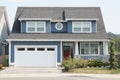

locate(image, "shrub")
[[0, 64, 3, 69], [109, 39, 119, 69], [3, 59, 9, 67], [61, 57, 74, 72], [74, 59, 88, 68], [88, 60, 103, 67], [103, 62, 110, 67]]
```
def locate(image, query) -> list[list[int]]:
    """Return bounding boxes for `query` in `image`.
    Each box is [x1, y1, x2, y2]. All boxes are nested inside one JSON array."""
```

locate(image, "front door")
[[63, 46, 70, 59]]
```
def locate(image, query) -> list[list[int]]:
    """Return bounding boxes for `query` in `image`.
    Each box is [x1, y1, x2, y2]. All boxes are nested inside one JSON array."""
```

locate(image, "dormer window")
[[27, 21, 46, 33], [72, 21, 92, 33]]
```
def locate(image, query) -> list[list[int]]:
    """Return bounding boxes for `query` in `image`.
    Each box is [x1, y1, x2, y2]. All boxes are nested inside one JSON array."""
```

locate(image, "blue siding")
[[46, 21, 51, 33], [51, 22, 67, 33], [21, 21, 26, 33], [67, 21, 72, 33], [11, 41, 61, 63], [92, 21, 96, 33]]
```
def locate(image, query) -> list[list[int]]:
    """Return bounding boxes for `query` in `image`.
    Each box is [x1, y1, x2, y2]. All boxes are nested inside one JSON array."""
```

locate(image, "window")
[[72, 21, 91, 33], [17, 48, 25, 51], [37, 22, 45, 32], [47, 48, 55, 51], [27, 48, 35, 51], [37, 48, 45, 51], [27, 21, 46, 33], [55, 22, 63, 30], [27, 22, 35, 32], [80, 43, 99, 55]]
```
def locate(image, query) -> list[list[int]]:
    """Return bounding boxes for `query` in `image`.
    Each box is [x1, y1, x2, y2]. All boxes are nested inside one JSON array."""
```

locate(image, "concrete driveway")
[[0, 67, 62, 74], [0, 67, 120, 80]]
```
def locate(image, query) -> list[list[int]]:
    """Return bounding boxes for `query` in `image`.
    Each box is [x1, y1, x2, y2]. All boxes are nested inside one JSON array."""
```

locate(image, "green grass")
[[69, 67, 120, 74]]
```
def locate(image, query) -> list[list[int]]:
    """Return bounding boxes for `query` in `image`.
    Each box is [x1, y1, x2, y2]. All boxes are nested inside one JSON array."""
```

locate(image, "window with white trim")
[[80, 43, 99, 55], [72, 21, 91, 33], [27, 21, 46, 33]]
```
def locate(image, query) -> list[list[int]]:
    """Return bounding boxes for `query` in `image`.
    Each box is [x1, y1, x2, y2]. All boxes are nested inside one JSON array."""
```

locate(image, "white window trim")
[[72, 21, 92, 33], [80, 42, 100, 56], [26, 21, 46, 33]]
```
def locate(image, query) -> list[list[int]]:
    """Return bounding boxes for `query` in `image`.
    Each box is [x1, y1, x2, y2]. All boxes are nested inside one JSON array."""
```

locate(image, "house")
[[0, 7, 10, 64], [7, 7, 109, 67]]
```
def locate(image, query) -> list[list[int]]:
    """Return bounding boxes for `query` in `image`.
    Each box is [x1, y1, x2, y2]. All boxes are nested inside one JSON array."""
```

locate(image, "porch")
[[61, 41, 109, 62]]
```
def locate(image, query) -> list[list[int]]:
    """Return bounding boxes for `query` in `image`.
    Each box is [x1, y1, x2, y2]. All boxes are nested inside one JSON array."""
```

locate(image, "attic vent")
[[62, 10, 65, 20]]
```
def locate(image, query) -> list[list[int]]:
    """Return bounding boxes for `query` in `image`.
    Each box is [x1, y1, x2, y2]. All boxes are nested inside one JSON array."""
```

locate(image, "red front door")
[[63, 46, 70, 59]]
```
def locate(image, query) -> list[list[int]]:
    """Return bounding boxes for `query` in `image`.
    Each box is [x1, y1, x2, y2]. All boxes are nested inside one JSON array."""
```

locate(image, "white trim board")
[[7, 39, 110, 42]]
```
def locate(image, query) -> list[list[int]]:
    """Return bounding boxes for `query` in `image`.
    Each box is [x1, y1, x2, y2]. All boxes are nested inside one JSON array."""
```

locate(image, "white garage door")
[[15, 45, 57, 67]]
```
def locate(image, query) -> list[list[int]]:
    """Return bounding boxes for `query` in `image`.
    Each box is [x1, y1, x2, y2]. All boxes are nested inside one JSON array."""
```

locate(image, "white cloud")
[[4, 0, 24, 2]]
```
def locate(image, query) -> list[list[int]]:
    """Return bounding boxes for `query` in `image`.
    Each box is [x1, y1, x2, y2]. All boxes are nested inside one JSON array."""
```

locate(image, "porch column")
[[75, 41, 79, 58], [60, 41, 63, 62], [103, 41, 109, 55]]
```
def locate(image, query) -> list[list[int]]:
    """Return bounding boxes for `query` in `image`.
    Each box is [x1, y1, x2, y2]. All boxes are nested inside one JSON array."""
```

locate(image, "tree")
[[109, 39, 119, 69]]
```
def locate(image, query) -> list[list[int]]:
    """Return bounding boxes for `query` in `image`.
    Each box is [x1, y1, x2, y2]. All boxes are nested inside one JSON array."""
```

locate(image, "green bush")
[[103, 62, 110, 67], [62, 57, 74, 72], [88, 60, 103, 67], [3, 59, 9, 67], [74, 59, 88, 68]]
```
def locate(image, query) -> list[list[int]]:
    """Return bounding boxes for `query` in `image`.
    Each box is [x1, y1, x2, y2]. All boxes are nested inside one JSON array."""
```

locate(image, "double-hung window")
[[27, 22, 35, 32], [80, 43, 99, 55], [72, 21, 91, 33], [27, 21, 46, 33]]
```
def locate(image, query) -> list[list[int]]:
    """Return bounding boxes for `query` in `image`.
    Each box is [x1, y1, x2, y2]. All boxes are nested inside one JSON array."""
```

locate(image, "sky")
[[1, 0, 120, 34]]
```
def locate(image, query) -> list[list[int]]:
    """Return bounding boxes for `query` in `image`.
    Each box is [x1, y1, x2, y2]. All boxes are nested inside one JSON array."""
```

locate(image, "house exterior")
[[0, 7, 10, 64], [7, 7, 109, 67]]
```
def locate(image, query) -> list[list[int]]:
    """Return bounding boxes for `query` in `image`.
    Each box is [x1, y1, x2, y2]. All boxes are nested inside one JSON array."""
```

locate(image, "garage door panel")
[[15, 46, 57, 67]]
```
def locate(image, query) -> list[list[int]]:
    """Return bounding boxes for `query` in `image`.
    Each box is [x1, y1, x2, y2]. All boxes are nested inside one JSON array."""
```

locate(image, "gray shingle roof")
[[10, 7, 108, 40], [8, 33, 109, 40]]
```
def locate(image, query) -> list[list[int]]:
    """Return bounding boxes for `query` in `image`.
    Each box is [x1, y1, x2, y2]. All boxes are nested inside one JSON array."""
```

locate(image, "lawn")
[[69, 68, 120, 74]]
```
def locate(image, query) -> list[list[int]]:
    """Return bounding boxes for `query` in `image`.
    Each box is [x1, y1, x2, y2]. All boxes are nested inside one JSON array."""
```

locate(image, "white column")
[[60, 41, 63, 62], [9, 41, 11, 65], [75, 41, 79, 58], [103, 41, 109, 55]]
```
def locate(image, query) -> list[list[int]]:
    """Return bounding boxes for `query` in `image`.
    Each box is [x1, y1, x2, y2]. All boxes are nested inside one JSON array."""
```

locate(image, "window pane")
[[83, 27, 90, 32], [90, 44, 98, 54], [28, 27, 35, 32], [73, 22, 81, 32], [27, 22, 35, 32], [74, 28, 81, 31], [37, 22, 45, 32], [82, 22, 91, 32], [28, 22, 35, 27], [37, 48, 45, 51], [82, 22, 91, 27], [47, 48, 55, 51], [17, 48, 25, 51], [37, 28, 44, 32], [81, 43, 89, 55], [37, 22, 44, 27], [27, 48, 35, 51]]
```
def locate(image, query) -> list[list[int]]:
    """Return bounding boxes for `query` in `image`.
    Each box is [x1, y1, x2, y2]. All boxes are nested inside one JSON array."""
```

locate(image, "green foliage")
[[3, 59, 9, 67], [88, 60, 103, 67], [109, 39, 119, 69], [62, 57, 74, 71], [74, 59, 88, 68]]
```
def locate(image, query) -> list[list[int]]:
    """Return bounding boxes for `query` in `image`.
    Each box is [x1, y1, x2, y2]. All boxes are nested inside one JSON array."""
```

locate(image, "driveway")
[[0, 67, 120, 80], [0, 67, 62, 74]]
